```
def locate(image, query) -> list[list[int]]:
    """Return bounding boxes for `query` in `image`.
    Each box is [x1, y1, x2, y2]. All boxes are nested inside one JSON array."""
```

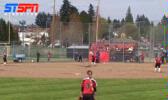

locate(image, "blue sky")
[[0, 0, 167, 24]]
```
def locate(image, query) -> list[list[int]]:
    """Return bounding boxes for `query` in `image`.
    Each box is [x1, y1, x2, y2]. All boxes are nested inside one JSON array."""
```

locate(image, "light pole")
[[137, 22, 141, 62], [122, 39, 125, 62], [164, 24, 166, 49], [8, 14, 11, 45], [88, 23, 91, 45], [95, 0, 100, 42], [50, 0, 56, 47], [19, 20, 26, 46], [108, 24, 112, 44], [46, 16, 51, 32]]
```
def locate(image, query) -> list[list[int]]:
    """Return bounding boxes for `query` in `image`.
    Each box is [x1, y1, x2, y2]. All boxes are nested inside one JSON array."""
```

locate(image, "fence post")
[[88, 23, 91, 45], [122, 40, 125, 62]]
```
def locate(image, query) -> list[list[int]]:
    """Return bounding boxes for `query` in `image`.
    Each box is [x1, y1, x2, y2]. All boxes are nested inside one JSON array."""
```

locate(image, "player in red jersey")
[[80, 70, 97, 100], [155, 55, 162, 72]]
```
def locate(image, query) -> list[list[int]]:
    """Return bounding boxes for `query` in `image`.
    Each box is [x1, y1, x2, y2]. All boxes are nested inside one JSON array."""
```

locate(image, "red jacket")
[[81, 77, 97, 95], [155, 57, 162, 64]]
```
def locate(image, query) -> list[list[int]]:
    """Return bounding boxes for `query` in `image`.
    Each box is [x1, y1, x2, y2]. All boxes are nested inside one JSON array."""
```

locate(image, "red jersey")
[[155, 57, 161, 64], [48, 52, 51, 58], [92, 55, 95, 61], [81, 77, 97, 95]]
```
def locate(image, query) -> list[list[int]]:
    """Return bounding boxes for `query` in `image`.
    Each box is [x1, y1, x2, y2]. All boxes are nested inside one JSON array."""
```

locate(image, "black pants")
[[96, 58, 99, 63], [3, 57, 7, 62], [37, 57, 39, 62], [78, 57, 82, 62], [83, 94, 94, 100], [155, 63, 161, 68], [92, 58, 95, 63]]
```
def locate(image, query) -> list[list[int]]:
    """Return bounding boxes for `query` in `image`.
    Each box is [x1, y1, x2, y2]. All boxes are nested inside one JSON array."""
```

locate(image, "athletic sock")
[[154, 68, 157, 72], [158, 68, 161, 72], [94, 62, 96, 65]]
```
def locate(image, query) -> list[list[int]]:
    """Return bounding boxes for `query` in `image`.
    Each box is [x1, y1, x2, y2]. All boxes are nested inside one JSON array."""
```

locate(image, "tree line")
[[0, 0, 167, 44], [35, 0, 167, 44], [0, 19, 18, 43]]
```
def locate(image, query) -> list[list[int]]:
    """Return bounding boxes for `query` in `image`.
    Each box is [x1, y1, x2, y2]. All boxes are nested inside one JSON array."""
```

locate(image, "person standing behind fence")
[[90, 51, 96, 65], [74, 52, 79, 62], [36, 51, 40, 62], [48, 51, 51, 62], [154, 55, 162, 72], [91, 55, 96, 65], [3, 52, 7, 64], [140, 52, 144, 63], [96, 51, 100, 63], [161, 52, 165, 64], [78, 53, 83, 62]]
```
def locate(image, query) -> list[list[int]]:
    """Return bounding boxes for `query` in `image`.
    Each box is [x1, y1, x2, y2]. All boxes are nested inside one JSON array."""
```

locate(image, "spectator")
[[74, 52, 79, 62], [3, 52, 7, 64], [96, 51, 100, 63], [155, 55, 162, 72], [91, 55, 96, 65], [48, 51, 51, 62], [36, 51, 40, 62], [140, 52, 144, 63], [78, 53, 83, 62]]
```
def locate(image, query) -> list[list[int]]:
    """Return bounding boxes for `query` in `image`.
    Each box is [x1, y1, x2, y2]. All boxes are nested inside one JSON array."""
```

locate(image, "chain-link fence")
[[1, 21, 166, 63]]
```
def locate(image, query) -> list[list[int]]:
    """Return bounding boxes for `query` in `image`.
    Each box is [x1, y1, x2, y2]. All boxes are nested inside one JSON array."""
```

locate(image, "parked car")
[[13, 54, 26, 62]]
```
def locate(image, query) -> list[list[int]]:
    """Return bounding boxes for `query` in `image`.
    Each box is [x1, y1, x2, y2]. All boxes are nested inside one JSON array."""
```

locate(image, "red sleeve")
[[155, 58, 157, 63], [81, 80, 85, 92], [92, 80, 96, 88], [92, 80, 97, 92], [160, 58, 162, 63]]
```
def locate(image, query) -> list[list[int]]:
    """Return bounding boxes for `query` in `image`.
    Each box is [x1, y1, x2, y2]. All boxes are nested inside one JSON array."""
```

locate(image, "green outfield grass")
[[0, 78, 167, 100]]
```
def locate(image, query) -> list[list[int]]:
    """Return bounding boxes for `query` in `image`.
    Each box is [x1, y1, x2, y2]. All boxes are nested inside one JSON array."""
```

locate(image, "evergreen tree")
[[136, 14, 150, 26], [0, 19, 18, 42], [88, 4, 95, 23], [113, 19, 121, 29], [70, 5, 79, 15], [9, 23, 18, 41], [107, 17, 111, 24], [121, 18, 125, 26], [136, 14, 151, 37], [161, 15, 168, 25], [80, 11, 89, 23], [19, 20, 26, 31], [0, 19, 7, 41], [60, 0, 79, 23], [125, 6, 134, 23], [60, 0, 71, 22], [35, 12, 50, 28]]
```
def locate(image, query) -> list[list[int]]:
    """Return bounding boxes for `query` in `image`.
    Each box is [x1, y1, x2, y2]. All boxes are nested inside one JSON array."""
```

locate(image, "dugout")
[[89, 39, 138, 62], [89, 41, 110, 63], [67, 45, 89, 59], [109, 38, 138, 62]]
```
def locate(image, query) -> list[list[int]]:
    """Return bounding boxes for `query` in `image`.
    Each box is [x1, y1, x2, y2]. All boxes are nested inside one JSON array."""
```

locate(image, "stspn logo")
[[4, 3, 39, 13]]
